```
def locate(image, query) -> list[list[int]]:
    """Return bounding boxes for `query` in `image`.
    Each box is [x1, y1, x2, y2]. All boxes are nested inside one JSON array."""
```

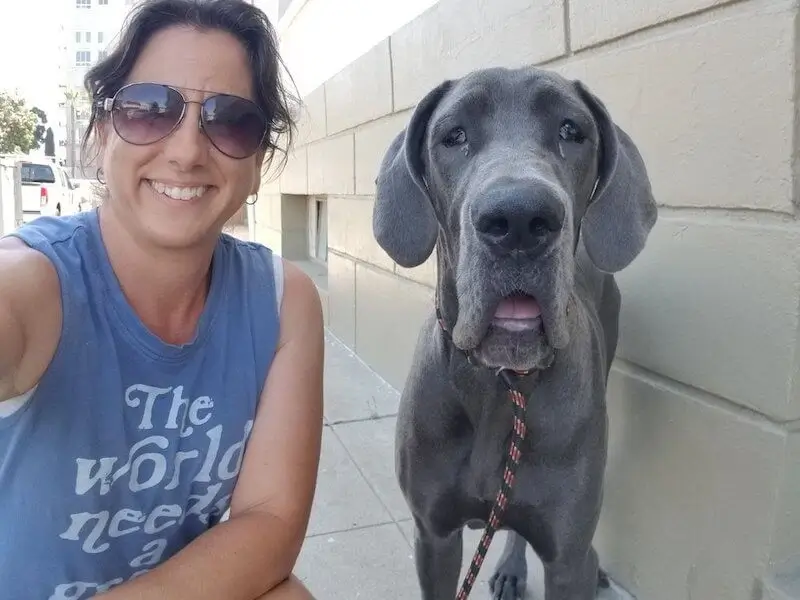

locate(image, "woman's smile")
[[145, 179, 213, 202]]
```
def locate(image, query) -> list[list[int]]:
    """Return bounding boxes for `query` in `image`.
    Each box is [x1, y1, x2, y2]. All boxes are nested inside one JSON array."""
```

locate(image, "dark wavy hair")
[[81, 0, 298, 177]]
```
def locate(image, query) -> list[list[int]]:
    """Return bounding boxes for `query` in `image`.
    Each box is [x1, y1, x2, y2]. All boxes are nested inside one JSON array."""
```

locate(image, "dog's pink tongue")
[[494, 295, 542, 319]]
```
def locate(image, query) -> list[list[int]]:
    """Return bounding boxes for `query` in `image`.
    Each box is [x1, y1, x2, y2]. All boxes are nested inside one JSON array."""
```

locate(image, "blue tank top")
[[0, 210, 282, 599]]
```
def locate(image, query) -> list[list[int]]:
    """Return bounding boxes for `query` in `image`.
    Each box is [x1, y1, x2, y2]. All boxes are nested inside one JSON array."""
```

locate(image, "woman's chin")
[[134, 211, 217, 249]]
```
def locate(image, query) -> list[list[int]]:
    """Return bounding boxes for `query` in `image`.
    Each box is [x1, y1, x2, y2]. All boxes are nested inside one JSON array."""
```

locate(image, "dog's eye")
[[559, 120, 585, 143], [443, 127, 467, 147]]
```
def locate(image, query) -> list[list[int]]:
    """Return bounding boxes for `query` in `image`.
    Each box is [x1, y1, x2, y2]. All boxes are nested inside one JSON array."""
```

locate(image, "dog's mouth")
[[490, 292, 544, 333], [462, 289, 554, 372]]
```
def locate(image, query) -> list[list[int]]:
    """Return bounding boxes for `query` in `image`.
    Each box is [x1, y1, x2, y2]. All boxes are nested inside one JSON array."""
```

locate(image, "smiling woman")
[[0, 1, 323, 600]]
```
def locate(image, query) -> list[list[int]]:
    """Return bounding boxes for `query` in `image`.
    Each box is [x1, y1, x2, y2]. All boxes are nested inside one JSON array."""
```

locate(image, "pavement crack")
[[326, 413, 397, 426]]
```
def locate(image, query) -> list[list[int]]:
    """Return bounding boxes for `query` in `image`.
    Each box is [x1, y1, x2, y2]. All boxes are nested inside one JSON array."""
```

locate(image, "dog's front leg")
[[413, 520, 464, 600], [543, 545, 600, 600], [489, 531, 528, 599]]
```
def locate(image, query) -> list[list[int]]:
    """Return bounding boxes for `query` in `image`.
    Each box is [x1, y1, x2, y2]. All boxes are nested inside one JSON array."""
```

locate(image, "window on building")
[[307, 196, 328, 265], [75, 32, 81, 43], [98, 32, 104, 44], [86, 32, 92, 43], [76, 0, 91, 7], [98, 50, 107, 60], [99, 0, 108, 4], [75, 51, 91, 66]]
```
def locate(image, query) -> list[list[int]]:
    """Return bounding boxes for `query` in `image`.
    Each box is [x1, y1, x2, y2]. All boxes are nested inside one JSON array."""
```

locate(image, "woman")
[[0, 1, 323, 598]]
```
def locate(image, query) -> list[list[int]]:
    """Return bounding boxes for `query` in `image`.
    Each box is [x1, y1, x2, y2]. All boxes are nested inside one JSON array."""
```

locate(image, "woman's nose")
[[162, 101, 209, 167]]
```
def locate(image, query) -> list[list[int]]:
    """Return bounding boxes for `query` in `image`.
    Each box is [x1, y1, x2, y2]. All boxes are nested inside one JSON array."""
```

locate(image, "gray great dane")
[[372, 66, 657, 600]]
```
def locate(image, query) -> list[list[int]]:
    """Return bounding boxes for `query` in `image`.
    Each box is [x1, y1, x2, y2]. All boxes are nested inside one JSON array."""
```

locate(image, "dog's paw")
[[488, 570, 525, 600], [598, 569, 610, 589], [595, 571, 637, 600]]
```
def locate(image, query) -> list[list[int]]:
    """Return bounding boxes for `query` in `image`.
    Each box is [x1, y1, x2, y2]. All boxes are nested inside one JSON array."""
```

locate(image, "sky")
[[0, 0, 66, 121]]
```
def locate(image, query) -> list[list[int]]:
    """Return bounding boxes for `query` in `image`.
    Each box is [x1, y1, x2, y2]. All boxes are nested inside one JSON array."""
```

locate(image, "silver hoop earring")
[[96, 168, 106, 185], [245, 193, 258, 206]]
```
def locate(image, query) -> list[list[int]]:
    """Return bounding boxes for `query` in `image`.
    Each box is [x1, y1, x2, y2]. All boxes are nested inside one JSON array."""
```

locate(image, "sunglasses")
[[101, 82, 268, 159]]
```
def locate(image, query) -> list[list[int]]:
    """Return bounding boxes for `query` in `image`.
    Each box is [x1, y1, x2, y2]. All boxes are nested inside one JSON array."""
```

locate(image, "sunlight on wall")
[[277, 0, 441, 97]]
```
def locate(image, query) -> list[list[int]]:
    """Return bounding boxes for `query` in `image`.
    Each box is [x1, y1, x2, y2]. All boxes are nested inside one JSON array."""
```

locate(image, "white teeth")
[[149, 180, 209, 200]]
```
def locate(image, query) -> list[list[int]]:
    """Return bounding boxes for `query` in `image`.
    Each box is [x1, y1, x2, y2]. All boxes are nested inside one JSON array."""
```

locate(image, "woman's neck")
[[97, 205, 216, 345]]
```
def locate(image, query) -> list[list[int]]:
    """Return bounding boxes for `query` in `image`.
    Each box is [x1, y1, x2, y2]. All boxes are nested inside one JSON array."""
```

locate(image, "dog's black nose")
[[473, 185, 565, 252]]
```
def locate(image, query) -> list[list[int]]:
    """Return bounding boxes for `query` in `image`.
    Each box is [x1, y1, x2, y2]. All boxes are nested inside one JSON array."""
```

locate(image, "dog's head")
[[373, 67, 656, 372]]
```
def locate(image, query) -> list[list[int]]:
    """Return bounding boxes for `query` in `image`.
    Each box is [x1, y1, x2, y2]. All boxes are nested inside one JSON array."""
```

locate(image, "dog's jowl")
[[373, 66, 657, 600]]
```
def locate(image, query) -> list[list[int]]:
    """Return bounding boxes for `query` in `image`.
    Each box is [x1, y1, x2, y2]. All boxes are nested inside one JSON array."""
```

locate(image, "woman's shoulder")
[[0, 235, 61, 327], [216, 233, 321, 335], [5, 212, 100, 294], [217, 232, 280, 283], [2, 213, 96, 291], [217, 232, 275, 268], [276, 259, 323, 344], [6, 212, 94, 251]]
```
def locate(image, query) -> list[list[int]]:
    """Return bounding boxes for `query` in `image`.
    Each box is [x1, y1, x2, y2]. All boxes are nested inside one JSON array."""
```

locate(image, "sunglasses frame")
[[101, 82, 269, 160]]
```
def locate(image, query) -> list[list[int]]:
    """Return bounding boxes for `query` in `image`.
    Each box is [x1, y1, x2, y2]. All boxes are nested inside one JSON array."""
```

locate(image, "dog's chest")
[[457, 400, 575, 507], [460, 413, 529, 502]]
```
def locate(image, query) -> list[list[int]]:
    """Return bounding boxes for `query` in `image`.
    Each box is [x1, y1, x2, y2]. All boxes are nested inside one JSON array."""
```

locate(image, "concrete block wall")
[[255, 0, 800, 598]]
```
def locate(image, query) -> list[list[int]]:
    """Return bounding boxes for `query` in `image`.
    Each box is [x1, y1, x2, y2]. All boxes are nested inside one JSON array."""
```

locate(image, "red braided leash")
[[435, 304, 532, 600], [455, 371, 528, 600]]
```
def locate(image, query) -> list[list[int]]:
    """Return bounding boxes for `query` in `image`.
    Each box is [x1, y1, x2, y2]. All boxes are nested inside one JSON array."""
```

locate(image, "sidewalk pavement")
[[294, 331, 549, 600]]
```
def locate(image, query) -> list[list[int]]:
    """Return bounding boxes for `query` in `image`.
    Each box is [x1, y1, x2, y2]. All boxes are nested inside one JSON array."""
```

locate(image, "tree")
[[31, 106, 48, 150], [0, 91, 38, 155], [44, 127, 55, 157]]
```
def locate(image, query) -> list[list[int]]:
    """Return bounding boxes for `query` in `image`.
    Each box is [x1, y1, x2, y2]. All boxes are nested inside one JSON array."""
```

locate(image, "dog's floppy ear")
[[373, 80, 452, 268], [576, 80, 657, 273]]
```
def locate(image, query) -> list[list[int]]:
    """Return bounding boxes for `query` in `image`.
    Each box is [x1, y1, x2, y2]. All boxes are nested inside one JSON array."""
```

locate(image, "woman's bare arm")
[[0, 237, 62, 402]]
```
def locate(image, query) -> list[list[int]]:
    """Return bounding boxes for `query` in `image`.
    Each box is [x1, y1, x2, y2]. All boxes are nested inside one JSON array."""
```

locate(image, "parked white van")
[[17, 159, 81, 223]]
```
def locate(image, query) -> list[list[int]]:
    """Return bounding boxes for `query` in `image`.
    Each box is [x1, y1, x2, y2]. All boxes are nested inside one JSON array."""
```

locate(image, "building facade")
[[57, 0, 139, 177]]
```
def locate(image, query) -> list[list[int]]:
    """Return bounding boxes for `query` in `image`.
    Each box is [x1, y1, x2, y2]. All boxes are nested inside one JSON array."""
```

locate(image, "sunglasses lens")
[[202, 94, 267, 159], [112, 83, 183, 145]]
